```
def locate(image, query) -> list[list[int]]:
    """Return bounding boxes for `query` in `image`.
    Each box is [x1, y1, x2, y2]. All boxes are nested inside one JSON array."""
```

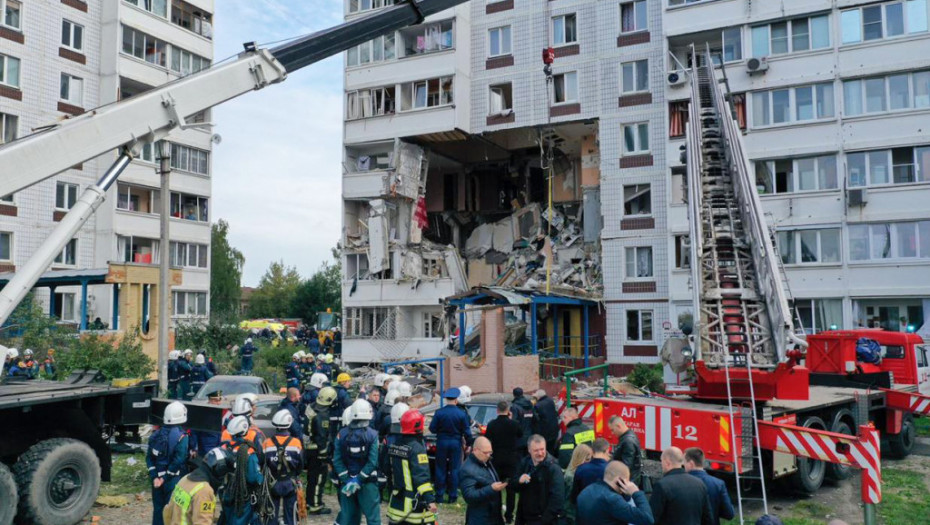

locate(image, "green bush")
[[625, 363, 665, 394], [55, 328, 155, 380], [1, 294, 76, 353]]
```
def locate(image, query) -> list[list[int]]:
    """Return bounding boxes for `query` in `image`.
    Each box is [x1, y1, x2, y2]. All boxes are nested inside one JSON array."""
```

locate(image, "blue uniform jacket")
[[576, 481, 654, 525], [240, 343, 256, 358], [278, 398, 304, 439], [334, 384, 350, 411], [192, 430, 222, 456], [429, 404, 474, 445], [145, 425, 189, 480], [689, 469, 735, 524], [333, 425, 379, 484], [307, 338, 321, 354]]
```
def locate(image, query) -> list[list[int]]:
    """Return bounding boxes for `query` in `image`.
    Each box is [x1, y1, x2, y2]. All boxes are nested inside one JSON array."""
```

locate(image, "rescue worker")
[[335, 372, 352, 412], [373, 373, 391, 399], [457, 385, 474, 425], [317, 353, 333, 378], [300, 353, 316, 385], [221, 415, 264, 525], [558, 407, 595, 469], [177, 350, 194, 400], [379, 402, 409, 502], [333, 399, 381, 525], [428, 388, 473, 504], [376, 390, 398, 439], [190, 354, 213, 399], [305, 386, 337, 515], [42, 349, 57, 378], [240, 337, 256, 374], [366, 388, 382, 429], [167, 350, 180, 399], [511, 387, 534, 456], [307, 333, 321, 355], [386, 409, 438, 525], [303, 372, 328, 406], [278, 387, 304, 439], [262, 410, 305, 525], [163, 447, 232, 525], [333, 326, 342, 357], [221, 395, 267, 447], [147, 401, 190, 525], [2, 348, 18, 377], [191, 390, 225, 457], [328, 353, 342, 382], [286, 352, 302, 389], [21, 349, 39, 379]]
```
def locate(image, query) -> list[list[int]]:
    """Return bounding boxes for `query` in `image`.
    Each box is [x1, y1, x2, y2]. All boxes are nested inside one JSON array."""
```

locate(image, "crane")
[[0, 0, 470, 327]]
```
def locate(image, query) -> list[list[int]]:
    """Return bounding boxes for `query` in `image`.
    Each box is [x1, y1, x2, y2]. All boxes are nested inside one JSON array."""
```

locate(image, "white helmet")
[[374, 373, 389, 387], [458, 385, 472, 404], [24, 348, 34, 357], [292, 352, 302, 360], [342, 407, 353, 426], [231, 396, 254, 417], [168, 350, 180, 360], [164, 401, 188, 425], [7, 348, 19, 359], [183, 349, 193, 356], [310, 373, 328, 389], [272, 409, 294, 429], [238, 392, 258, 407], [195, 354, 205, 365], [323, 353, 334, 364], [351, 399, 373, 421], [387, 381, 400, 394], [390, 402, 410, 424], [245, 337, 253, 344], [396, 381, 413, 398], [384, 390, 399, 407], [227, 415, 250, 437]]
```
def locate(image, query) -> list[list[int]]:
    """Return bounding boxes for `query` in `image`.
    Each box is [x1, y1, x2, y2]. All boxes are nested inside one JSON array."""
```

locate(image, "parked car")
[[420, 393, 514, 459], [247, 394, 287, 437], [192, 375, 271, 401]]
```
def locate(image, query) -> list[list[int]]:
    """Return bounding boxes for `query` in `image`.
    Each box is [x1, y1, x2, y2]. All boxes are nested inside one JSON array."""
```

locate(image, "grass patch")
[[99, 453, 150, 497], [878, 467, 930, 525], [791, 500, 833, 518], [915, 416, 930, 437], [780, 519, 823, 525]]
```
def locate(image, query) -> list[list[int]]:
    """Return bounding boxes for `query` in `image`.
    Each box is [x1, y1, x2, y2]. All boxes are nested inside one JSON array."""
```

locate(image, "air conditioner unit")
[[667, 71, 686, 87], [847, 187, 867, 207], [746, 57, 769, 74]]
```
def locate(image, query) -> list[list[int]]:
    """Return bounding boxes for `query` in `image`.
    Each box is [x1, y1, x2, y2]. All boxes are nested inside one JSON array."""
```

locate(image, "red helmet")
[[400, 410, 425, 435]]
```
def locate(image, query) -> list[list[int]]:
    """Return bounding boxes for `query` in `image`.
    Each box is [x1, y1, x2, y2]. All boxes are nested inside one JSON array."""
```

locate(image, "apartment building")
[[0, 0, 214, 327]]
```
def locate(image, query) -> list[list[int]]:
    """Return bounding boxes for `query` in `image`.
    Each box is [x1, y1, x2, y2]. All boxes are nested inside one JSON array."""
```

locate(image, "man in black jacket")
[[558, 407, 595, 469], [510, 434, 563, 525], [460, 436, 507, 525], [531, 390, 560, 457], [485, 401, 522, 523], [649, 447, 713, 525], [511, 388, 534, 450], [609, 415, 644, 486]]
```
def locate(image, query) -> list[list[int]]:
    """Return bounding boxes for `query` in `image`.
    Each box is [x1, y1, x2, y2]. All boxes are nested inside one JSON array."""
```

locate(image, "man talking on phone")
[[576, 461, 654, 525]]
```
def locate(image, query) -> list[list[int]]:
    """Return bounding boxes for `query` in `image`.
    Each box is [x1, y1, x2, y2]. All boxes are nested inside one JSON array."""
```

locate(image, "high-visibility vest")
[[169, 481, 207, 525]]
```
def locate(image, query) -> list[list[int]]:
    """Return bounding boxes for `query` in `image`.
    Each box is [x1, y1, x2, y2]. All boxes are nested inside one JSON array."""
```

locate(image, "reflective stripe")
[[170, 482, 207, 525], [574, 430, 595, 445], [416, 482, 432, 495], [559, 443, 575, 450]]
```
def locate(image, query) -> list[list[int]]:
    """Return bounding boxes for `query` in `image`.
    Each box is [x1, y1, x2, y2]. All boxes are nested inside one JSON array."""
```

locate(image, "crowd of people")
[[2, 347, 56, 379]]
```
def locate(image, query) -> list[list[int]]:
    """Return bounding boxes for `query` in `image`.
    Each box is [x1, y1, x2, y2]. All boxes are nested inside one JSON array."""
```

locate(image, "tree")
[[210, 220, 245, 322], [248, 261, 302, 318], [291, 260, 342, 325]]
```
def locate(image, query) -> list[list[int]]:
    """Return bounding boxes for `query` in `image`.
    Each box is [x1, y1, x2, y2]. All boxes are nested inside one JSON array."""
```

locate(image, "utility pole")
[[157, 142, 171, 393]]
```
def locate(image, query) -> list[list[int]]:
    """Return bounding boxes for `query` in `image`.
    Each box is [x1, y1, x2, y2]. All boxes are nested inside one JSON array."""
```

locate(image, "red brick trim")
[[0, 85, 22, 101], [620, 217, 655, 230], [617, 32, 650, 47], [619, 155, 653, 169], [59, 47, 87, 65], [604, 298, 668, 304], [0, 204, 17, 217], [486, 112, 515, 126], [486, 55, 514, 70], [550, 103, 580, 118], [61, 0, 88, 12], [554, 44, 579, 58], [58, 101, 85, 116], [0, 263, 15, 272], [619, 93, 652, 107], [53, 210, 67, 222], [486, 0, 513, 14], [608, 364, 636, 377], [622, 281, 657, 294], [0, 26, 24, 44], [624, 345, 658, 357]]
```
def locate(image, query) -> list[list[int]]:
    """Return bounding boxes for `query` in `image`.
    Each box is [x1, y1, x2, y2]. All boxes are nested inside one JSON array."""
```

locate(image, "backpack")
[[149, 426, 184, 467]]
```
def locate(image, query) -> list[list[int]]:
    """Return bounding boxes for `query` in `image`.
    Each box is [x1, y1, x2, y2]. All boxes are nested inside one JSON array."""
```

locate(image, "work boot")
[[307, 506, 332, 515]]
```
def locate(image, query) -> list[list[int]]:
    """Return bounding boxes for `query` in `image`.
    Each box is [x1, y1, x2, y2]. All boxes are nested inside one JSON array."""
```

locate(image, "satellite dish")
[[211, 133, 222, 145]]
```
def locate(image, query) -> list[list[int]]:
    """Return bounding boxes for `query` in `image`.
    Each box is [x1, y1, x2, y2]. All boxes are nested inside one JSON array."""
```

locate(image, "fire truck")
[[563, 49, 930, 524]]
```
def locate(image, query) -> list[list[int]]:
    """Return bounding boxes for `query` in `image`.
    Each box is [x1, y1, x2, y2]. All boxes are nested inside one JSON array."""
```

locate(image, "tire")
[[790, 415, 826, 494], [826, 418, 854, 481], [13, 438, 101, 525], [0, 462, 17, 525], [888, 413, 916, 459]]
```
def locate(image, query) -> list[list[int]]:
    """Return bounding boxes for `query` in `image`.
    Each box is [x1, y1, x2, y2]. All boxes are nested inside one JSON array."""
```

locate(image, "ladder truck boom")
[[0, 0, 469, 327]]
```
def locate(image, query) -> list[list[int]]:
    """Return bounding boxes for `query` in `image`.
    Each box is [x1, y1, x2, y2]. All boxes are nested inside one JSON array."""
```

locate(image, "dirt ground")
[[86, 437, 930, 525]]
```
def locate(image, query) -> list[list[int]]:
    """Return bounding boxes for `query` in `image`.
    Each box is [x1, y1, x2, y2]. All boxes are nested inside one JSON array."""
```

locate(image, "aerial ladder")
[[0, 0, 470, 327]]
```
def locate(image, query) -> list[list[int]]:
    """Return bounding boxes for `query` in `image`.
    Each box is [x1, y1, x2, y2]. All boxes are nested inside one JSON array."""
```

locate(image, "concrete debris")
[[367, 199, 390, 274]]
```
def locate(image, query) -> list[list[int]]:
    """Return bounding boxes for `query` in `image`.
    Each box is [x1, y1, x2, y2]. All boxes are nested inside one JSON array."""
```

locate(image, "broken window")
[[623, 184, 651, 216], [626, 309, 653, 342], [489, 83, 513, 114], [553, 72, 578, 103], [421, 256, 448, 278], [399, 19, 453, 57], [625, 246, 653, 278], [347, 33, 396, 66], [347, 86, 396, 120], [117, 235, 159, 264], [401, 76, 453, 111], [674, 235, 691, 269], [671, 167, 688, 204], [422, 311, 442, 338], [669, 101, 689, 138], [346, 252, 370, 280]]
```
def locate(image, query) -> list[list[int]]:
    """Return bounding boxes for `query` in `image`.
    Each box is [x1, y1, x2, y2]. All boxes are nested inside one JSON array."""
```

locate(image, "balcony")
[[344, 278, 456, 307], [342, 337, 444, 363]]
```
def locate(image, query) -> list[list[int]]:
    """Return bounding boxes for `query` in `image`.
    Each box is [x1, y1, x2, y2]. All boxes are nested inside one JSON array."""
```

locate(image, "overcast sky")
[[212, 1, 344, 286]]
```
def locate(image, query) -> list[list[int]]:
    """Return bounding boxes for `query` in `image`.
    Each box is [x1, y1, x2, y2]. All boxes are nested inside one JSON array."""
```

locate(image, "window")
[[116, 183, 160, 213], [118, 235, 159, 263], [626, 309, 653, 342], [170, 47, 209, 76], [125, 0, 167, 17], [347, 34, 396, 66], [61, 20, 84, 51], [347, 86, 396, 119], [3, 0, 21, 30], [849, 221, 930, 261], [423, 312, 441, 338], [777, 228, 841, 264], [60, 73, 83, 106], [398, 19, 451, 57], [792, 298, 843, 334], [671, 167, 688, 204], [56, 182, 78, 210], [346, 253, 370, 280], [0, 53, 20, 88], [752, 15, 829, 57], [622, 122, 649, 154], [170, 192, 208, 221], [0, 232, 11, 261], [623, 184, 651, 215], [553, 72, 578, 103], [844, 70, 930, 116], [139, 140, 165, 163], [674, 235, 691, 269], [54, 239, 78, 266], [722, 27, 743, 62], [400, 77, 453, 111], [751, 83, 834, 127], [842, 1, 929, 44], [0, 112, 16, 144], [620, 1, 647, 34], [347, 0, 397, 14], [848, 147, 930, 186], [173, 291, 207, 316], [54, 292, 76, 321], [121, 25, 168, 67], [171, 0, 213, 39], [344, 307, 392, 337], [755, 155, 838, 194], [489, 83, 513, 114], [625, 246, 653, 278], [621, 60, 648, 93], [488, 26, 511, 57], [552, 14, 577, 45], [170, 143, 210, 175], [170, 242, 208, 268]]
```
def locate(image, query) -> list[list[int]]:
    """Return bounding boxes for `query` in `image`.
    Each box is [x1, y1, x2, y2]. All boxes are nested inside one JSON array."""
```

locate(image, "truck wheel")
[[13, 438, 101, 525], [826, 419, 853, 481], [0, 462, 17, 525], [888, 413, 916, 459], [790, 416, 826, 494]]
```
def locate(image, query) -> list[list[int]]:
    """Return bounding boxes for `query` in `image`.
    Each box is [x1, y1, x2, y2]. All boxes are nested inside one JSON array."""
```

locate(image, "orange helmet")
[[400, 410, 425, 435]]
